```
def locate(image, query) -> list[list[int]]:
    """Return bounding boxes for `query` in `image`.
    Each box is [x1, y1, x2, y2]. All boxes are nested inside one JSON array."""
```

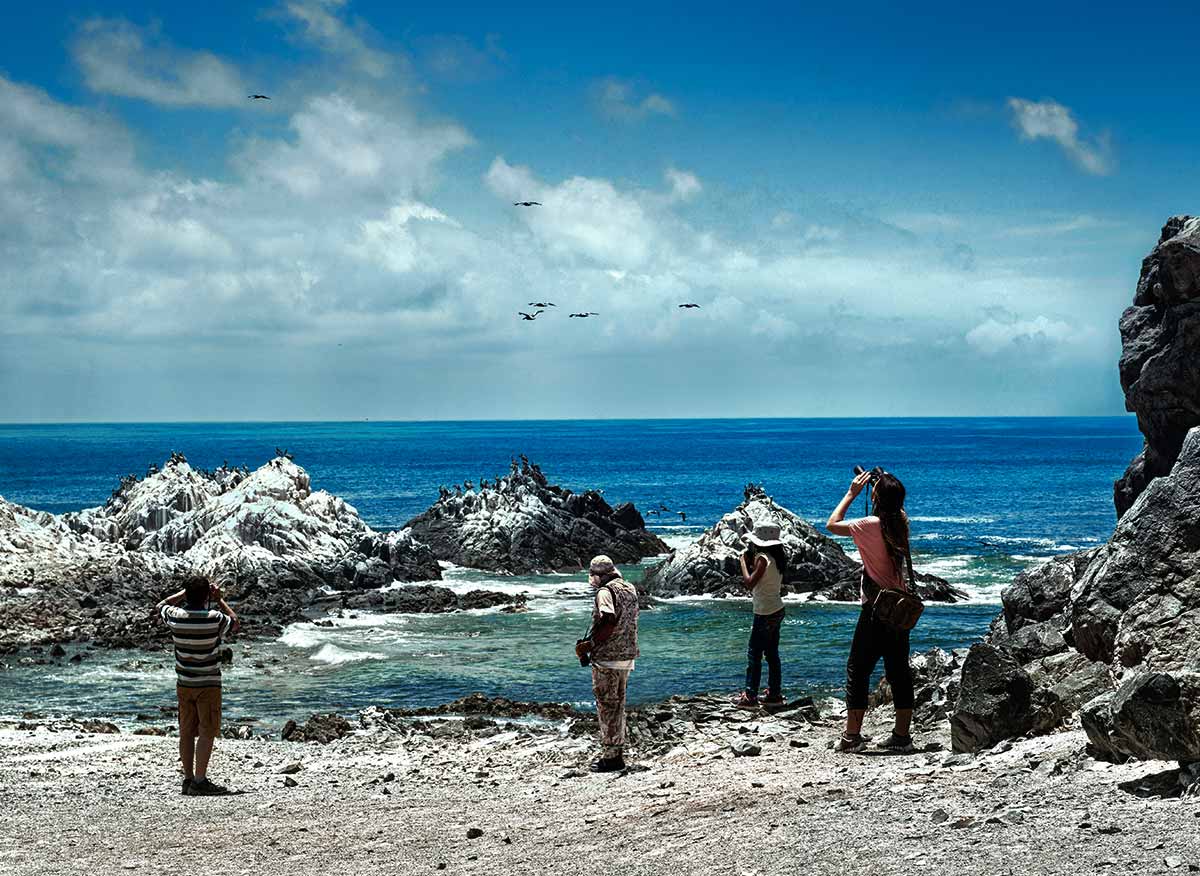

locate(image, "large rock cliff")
[[1114, 215, 1200, 517], [950, 216, 1200, 760]]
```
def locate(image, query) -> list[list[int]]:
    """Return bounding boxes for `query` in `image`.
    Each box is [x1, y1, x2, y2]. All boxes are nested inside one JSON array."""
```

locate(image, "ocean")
[[0, 417, 1140, 724]]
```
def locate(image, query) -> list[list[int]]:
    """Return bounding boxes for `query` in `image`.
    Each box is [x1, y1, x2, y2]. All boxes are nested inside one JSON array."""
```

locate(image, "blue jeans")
[[744, 609, 784, 700]]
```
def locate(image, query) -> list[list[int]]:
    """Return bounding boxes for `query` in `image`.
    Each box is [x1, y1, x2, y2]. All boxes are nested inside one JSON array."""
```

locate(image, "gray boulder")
[[1082, 672, 1200, 763], [1114, 215, 1200, 517], [950, 643, 1059, 753], [404, 459, 667, 574]]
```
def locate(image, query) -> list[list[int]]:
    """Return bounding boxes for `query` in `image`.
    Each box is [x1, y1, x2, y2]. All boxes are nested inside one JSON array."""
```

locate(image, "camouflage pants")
[[591, 665, 630, 758]]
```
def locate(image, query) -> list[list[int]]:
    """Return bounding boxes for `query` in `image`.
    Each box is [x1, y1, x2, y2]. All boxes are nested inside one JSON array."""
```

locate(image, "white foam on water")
[[660, 533, 699, 551], [909, 515, 998, 525], [310, 643, 387, 665]]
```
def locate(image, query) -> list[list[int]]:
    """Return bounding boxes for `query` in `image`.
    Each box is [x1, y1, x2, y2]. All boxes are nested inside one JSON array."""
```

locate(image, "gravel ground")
[[2, 713, 1198, 876]]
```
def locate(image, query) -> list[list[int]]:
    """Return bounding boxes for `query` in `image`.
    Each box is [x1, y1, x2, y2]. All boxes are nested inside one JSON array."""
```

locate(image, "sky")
[[1, 0, 1198, 422]]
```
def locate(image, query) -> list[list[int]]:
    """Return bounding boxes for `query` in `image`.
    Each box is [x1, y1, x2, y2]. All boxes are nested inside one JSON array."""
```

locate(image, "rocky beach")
[[1, 218, 1198, 872]]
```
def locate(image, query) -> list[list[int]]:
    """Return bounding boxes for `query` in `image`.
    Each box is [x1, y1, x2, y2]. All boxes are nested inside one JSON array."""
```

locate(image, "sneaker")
[[181, 778, 193, 796], [834, 733, 868, 754], [877, 733, 916, 753], [187, 778, 231, 796], [760, 693, 786, 707], [589, 756, 626, 773], [731, 692, 759, 710]]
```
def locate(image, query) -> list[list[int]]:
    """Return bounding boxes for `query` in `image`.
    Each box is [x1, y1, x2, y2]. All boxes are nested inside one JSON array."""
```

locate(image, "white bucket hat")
[[745, 523, 783, 548]]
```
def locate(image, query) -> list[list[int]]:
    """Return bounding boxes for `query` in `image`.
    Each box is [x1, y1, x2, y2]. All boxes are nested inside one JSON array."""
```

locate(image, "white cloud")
[[1006, 98, 1114, 176], [485, 157, 659, 268], [281, 0, 392, 78], [965, 315, 1080, 354], [593, 77, 678, 121], [997, 214, 1110, 237], [72, 19, 247, 108], [665, 168, 701, 202], [236, 93, 471, 199]]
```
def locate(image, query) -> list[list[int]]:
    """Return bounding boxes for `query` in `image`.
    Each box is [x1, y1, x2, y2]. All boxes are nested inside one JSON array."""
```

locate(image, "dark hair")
[[184, 576, 211, 609], [870, 473, 909, 576], [747, 543, 790, 581]]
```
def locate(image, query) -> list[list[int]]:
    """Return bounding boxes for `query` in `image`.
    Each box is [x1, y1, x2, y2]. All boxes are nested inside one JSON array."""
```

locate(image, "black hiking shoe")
[[834, 733, 868, 754], [181, 778, 193, 796], [877, 733, 916, 753], [187, 778, 231, 796], [589, 756, 626, 773]]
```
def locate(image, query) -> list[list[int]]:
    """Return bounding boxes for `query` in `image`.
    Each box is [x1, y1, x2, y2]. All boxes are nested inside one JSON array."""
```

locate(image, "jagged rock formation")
[[0, 454, 442, 650], [642, 484, 967, 602], [1114, 215, 1200, 517], [951, 218, 1200, 758], [404, 458, 668, 574]]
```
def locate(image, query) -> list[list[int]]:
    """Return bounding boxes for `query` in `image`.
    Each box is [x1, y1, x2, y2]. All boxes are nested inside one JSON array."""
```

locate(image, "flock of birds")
[[645, 503, 687, 522], [510, 202, 702, 321], [241, 98, 704, 323]]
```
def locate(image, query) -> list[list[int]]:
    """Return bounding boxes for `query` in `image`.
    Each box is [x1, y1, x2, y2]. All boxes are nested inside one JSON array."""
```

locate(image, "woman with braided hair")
[[826, 468, 917, 754]]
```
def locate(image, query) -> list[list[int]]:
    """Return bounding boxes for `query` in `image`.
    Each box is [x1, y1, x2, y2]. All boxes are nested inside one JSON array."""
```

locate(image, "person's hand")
[[209, 582, 223, 602], [848, 470, 872, 498]]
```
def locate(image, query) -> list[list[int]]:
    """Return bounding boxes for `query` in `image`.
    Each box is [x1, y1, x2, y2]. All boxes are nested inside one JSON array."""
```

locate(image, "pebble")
[[731, 741, 761, 757], [278, 761, 302, 775], [283, 777, 298, 788], [467, 827, 484, 839]]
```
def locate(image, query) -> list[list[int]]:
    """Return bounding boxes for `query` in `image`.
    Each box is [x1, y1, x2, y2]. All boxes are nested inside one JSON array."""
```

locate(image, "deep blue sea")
[[0, 418, 1140, 724]]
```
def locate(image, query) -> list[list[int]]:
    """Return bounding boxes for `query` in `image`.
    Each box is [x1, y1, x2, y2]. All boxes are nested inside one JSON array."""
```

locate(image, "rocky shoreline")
[[2, 690, 1198, 876]]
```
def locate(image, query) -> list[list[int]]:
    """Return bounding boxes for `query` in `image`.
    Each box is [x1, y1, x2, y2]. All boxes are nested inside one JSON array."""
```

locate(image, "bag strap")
[[903, 545, 918, 597]]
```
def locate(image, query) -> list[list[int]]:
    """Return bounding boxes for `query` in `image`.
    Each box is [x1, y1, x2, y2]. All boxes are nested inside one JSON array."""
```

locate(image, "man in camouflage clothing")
[[575, 555, 640, 772]]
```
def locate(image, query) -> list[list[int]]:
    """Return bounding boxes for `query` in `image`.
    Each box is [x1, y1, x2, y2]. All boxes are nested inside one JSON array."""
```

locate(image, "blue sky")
[[1, 0, 1197, 421]]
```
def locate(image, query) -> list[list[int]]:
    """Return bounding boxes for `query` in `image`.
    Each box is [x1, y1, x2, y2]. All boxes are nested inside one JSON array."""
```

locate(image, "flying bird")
[[678, 303, 701, 309], [678, 511, 687, 522], [527, 302, 557, 308], [659, 504, 672, 512], [513, 201, 542, 207], [247, 94, 271, 100], [646, 509, 660, 516], [518, 312, 541, 321], [569, 312, 599, 318]]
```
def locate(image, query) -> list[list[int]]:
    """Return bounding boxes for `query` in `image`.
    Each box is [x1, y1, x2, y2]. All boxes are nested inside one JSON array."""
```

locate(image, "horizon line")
[[0, 414, 1137, 427]]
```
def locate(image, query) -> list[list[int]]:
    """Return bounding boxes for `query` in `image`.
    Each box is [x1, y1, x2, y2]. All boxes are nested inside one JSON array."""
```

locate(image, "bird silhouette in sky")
[[678, 303, 701, 309], [568, 312, 599, 318], [518, 312, 541, 321], [247, 94, 271, 100], [513, 201, 541, 207], [527, 302, 556, 308]]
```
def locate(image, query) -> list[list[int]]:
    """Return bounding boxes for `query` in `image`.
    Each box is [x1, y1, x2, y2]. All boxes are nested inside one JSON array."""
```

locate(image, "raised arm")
[[211, 583, 240, 634], [740, 553, 768, 589], [826, 471, 871, 536], [155, 588, 187, 611]]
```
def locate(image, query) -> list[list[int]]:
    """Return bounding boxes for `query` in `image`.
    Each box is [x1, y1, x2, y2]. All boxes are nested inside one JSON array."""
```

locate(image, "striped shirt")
[[160, 605, 232, 688]]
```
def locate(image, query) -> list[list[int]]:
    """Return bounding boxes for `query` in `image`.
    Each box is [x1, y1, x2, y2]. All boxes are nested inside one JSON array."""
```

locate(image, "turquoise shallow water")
[[0, 417, 1138, 722]]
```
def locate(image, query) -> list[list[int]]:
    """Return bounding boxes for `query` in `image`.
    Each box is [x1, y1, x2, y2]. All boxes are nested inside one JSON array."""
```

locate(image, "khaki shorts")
[[177, 685, 222, 738]]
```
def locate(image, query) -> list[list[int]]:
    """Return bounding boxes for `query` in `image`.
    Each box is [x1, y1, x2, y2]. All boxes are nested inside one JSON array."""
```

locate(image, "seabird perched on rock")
[[568, 312, 599, 318], [513, 201, 541, 207], [678, 303, 701, 309], [518, 311, 541, 320], [247, 94, 271, 100]]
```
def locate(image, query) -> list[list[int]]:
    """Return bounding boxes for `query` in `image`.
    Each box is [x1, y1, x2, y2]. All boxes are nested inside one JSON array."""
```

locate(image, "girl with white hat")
[[731, 523, 789, 709]]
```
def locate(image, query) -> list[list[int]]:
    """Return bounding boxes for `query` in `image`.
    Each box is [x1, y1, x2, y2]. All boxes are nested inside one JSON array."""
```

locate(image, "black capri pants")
[[845, 603, 914, 711]]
